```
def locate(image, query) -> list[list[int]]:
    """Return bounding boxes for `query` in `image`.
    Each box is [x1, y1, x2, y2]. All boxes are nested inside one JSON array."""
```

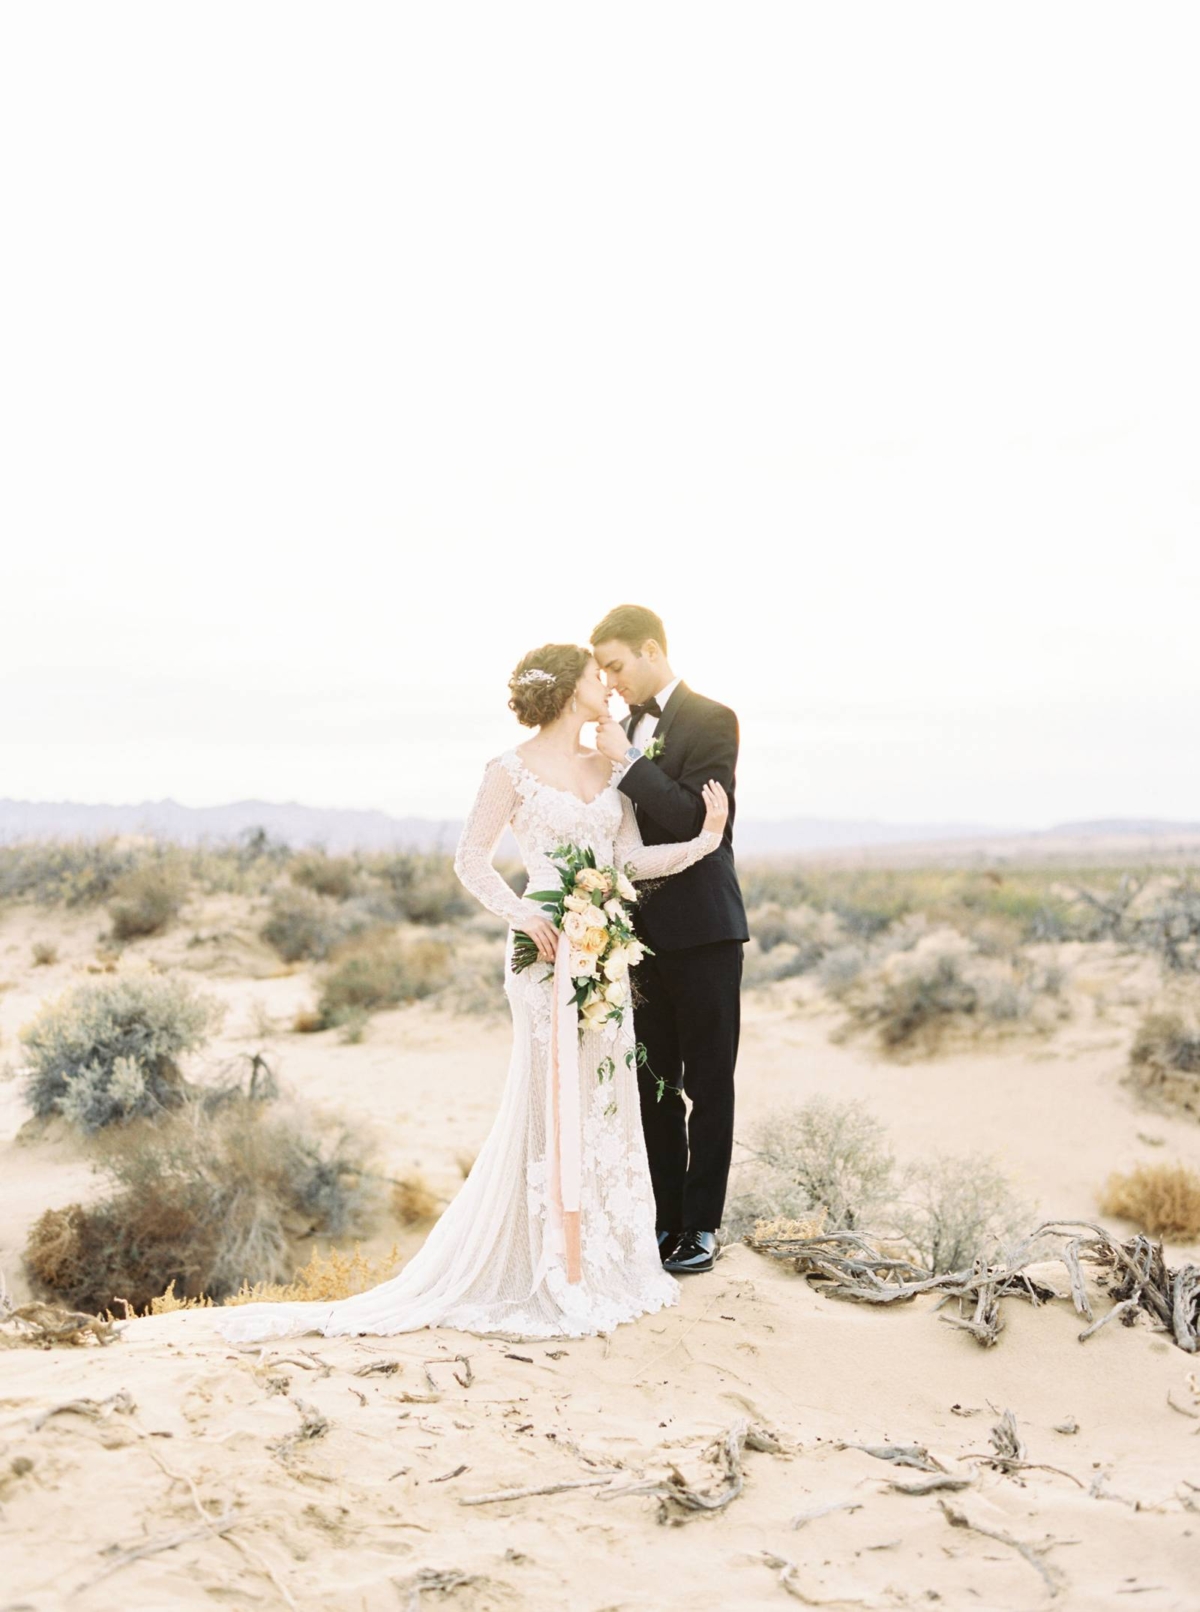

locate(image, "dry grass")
[[222, 1240, 402, 1306], [1099, 1162, 1200, 1240], [31, 940, 58, 966]]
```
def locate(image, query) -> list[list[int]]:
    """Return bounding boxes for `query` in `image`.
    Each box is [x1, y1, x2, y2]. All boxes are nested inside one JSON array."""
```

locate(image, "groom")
[[591, 605, 748, 1274]]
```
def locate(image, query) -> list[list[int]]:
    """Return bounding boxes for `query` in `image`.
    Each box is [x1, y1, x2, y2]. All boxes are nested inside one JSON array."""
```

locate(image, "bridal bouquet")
[[512, 842, 653, 1038]]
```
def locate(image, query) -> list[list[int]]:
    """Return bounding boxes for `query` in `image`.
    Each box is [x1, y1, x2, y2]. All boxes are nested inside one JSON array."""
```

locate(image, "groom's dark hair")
[[591, 604, 668, 657]]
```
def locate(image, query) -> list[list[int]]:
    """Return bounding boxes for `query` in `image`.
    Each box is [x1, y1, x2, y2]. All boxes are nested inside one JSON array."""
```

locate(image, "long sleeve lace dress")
[[212, 749, 720, 1344]]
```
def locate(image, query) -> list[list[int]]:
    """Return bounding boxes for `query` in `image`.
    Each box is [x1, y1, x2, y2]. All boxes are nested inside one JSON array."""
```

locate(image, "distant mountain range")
[[2, 797, 1198, 859]]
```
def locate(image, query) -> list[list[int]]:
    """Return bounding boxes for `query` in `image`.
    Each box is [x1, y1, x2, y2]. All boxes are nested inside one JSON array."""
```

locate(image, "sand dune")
[[2, 891, 1199, 1609]]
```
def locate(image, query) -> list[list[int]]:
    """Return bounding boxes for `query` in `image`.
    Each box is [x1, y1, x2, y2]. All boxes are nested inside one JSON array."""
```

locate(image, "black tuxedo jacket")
[[619, 681, 749, 952]]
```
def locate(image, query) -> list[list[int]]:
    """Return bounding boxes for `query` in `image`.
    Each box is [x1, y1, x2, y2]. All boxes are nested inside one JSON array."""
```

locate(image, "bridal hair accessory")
[[515, 668, 557, 687]]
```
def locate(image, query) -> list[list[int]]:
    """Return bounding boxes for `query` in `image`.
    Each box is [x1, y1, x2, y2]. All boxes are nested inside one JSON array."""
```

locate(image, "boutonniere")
[[643, 736, 667, 761]]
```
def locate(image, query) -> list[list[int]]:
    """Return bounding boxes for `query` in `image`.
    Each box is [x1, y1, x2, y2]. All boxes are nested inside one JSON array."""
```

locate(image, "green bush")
[[20, 974, 225, 1131]]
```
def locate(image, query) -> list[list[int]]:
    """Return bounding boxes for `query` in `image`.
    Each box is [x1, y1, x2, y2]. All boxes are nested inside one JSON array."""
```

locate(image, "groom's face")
[[592, 638, 657, 708]]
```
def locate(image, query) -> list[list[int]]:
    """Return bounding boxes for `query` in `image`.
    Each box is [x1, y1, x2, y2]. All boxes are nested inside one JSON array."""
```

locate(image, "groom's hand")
[[596, 718, 629, 763]]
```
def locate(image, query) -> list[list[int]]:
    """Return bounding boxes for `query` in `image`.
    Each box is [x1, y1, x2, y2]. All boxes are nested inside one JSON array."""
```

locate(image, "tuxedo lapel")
[[649, 679, 689, 760]]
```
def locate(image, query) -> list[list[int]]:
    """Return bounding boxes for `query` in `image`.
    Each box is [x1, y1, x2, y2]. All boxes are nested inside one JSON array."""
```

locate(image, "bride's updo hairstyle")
[[507, 644, 591, 728]]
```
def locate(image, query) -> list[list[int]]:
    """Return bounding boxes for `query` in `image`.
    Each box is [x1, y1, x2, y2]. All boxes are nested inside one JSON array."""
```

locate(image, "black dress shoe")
[[657, 1229, 682, 1263], [663, 1229, 719, 1274]]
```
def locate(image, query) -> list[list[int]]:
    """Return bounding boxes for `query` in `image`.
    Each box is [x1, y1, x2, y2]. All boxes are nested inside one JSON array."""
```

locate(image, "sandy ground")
[[2, 893, 1199, 1611]]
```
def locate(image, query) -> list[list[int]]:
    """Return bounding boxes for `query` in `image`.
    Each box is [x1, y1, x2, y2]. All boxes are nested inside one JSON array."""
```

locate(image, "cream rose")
[[576, 868, 606, 892], [581, 926, 606, 953], [602, 948, 629, 981], [582, 999, 610, 1032], [603, 979, 628, 1008], [563, 910, 590, 943], [616, 873, 637, 902], [602, 899, 628, 923], [563, 893, 591, 914], [583, 904, 608, 931], [570, 949, 598, 977], [625, 939, 645, 966]]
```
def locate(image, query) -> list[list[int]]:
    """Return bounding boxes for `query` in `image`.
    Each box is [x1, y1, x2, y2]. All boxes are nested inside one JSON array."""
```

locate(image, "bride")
[[213, 643, 727, 1344]]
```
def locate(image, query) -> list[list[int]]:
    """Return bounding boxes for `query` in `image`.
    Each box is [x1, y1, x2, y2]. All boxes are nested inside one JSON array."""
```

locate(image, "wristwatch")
[[624, 746, 643, 763]]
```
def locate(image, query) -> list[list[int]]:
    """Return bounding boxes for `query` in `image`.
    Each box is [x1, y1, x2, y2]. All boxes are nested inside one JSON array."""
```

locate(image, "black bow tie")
[[628, 696, 662, 726]]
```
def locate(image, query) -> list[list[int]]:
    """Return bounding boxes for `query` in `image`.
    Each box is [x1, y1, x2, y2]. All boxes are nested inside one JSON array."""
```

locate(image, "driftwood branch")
[[460, 1474, 620, 1506], [938, 1497, 1067, 1597], [758, 1551, 871, 1606], [599, 1420, 782, 1524], [745, 1218, 1200, 1353]]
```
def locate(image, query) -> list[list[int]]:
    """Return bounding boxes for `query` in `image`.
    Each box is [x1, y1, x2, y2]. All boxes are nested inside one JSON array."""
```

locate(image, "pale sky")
[[2, 4, 1197, 829]]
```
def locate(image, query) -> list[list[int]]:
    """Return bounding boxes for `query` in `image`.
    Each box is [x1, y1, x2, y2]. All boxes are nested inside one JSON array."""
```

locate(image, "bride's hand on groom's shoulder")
[[701, 780, 728, 837], [595, 719, 628, 762]]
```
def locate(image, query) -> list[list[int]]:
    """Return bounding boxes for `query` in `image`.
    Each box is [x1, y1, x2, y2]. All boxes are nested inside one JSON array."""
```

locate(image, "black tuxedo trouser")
[[634, 938, 744, 1233]]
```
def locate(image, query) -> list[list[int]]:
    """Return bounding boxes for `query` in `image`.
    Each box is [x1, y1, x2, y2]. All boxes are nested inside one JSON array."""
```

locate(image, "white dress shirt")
[[631, 675, 681, 752]]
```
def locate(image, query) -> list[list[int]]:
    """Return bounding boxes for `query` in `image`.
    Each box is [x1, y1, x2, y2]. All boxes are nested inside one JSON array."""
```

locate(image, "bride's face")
[[574, 657, 612, 724]]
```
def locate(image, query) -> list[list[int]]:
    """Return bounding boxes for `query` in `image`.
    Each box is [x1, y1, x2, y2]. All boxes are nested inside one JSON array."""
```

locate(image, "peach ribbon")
[[546, 929, 582, 1283]]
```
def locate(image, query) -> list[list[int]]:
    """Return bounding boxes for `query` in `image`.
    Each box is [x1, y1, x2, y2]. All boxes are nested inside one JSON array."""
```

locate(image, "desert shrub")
[[748, 903, 797, 953], [260, 887, 374, 963], [436, 936, 506, 1015], [184, 832, 292, 897], [890, 1151, 1033, 1274], [742, 939, 821, 988], [738, 864, 1136, 946], [290, 850, 361, 901], [1127, 1012, 1200, 1121], [725, 1096, 897, 1239], [746, 903, 826, 966], [32, 941, 58, 966], [108, 858, 188, 939], [817, 943, 870, 994], [0, 838, 141, 907], [1135, 880, 1200, 973], [1099, 1162, 1200, 1240], [24, 1092, 380, 1312], [316, 932, 454, 1028], [851, 949, 980, 1049], [391, 1171, 440, 1225], [365, 851, 474, 925], [838, 936, 1067, 1053], [20, 974, 225, 1131]]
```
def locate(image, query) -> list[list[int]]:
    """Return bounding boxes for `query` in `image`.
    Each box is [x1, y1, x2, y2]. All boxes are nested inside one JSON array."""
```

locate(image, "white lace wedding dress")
[[212, 749, 721, 1344]]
